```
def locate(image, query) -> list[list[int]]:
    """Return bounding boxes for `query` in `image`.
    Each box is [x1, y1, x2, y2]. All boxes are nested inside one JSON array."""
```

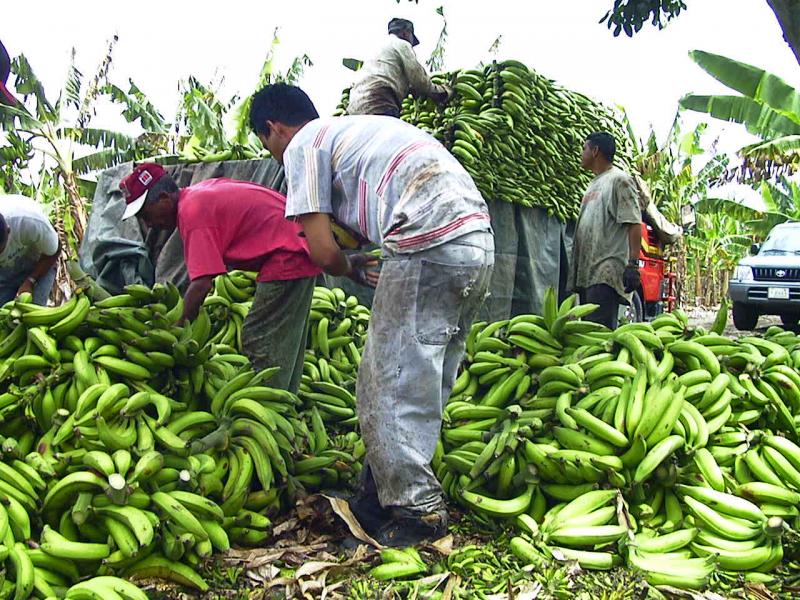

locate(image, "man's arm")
[[298, 214, 352, 276], [181, 275, 215, 323], [17, 240, 60, 296], [298, 214, 379, 286], [627, 223, 642, 265], [396, 41, 448, 101]]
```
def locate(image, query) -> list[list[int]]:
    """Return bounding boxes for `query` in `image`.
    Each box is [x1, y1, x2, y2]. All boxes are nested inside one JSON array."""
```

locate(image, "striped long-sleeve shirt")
[[283, 116, 491, 254]]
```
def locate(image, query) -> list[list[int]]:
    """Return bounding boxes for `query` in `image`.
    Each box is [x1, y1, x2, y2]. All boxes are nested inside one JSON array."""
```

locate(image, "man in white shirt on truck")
[[347, 18, 450, 117]]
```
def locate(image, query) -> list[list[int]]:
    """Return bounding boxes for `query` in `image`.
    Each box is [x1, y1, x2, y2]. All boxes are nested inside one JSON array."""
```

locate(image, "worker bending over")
[[119, 164, 321, 393], [0, 195, 60, 305], [250, 83, 494, 546]]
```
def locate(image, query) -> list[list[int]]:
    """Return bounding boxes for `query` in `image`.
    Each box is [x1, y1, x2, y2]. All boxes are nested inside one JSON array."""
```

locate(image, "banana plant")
[[680, 50, 800, 180], [227, 29, 311, 156], [620, 111, 732, 305], [696, 176, 800, 239], [0, 41, 146, 295], [0, 129, 35, 195], [686, 210, 752, 305]]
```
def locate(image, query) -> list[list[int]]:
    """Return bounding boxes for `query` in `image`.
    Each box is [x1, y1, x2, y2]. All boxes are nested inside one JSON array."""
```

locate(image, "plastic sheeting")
[[80, 159, 569, 320]]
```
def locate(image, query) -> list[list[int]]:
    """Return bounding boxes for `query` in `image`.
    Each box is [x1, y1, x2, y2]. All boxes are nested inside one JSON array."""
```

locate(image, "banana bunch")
[[446, 542, 530, 597], [675, 485, 784, 573], [201, 270, 257, 352], [198, 280, 370, 435], [337, 60, 633, 220], [511, 489, 626, 571], [299, 287, 370, 432], [289, 417, 365, 491], [727, 434, 800, 519], [369, 547, 427, 580], [31, 448, 225, 589]]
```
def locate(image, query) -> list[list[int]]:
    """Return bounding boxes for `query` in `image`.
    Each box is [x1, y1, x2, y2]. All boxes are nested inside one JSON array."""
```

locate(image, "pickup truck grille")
[[753, 267, 800, 281]]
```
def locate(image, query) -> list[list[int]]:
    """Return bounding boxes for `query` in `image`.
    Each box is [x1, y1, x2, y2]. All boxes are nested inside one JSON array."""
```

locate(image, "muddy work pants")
[[241, 277, 316, 394], [357, 231, 494, 514]]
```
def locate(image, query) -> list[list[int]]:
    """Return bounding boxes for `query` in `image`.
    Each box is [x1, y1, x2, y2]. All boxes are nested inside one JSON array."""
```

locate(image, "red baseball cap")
[[119, 163, 166, 220]]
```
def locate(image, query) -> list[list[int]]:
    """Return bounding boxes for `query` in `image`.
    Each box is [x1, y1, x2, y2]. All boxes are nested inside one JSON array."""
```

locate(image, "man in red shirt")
[[119, 163, 322, 393]]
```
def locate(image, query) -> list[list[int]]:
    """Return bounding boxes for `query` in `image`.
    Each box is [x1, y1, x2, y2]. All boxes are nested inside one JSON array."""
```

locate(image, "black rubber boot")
[[373, 507, 448, 547], [345, 465, 391, 536]]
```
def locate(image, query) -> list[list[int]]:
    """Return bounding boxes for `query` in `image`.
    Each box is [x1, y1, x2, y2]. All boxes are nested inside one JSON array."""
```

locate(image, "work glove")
[[622, 263, 641, 294], [347, 253, 380, 288], [434, 85, 452, 104]]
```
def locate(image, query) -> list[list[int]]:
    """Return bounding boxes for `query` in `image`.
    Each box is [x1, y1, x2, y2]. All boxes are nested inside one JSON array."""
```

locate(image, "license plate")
[[768, 287, 790, 299]]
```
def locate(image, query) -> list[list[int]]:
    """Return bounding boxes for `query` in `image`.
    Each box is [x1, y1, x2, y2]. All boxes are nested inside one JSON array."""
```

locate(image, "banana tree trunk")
[[666, 238, 688, 310], [694, 258, 702, 305], [721, 269, 730, 299], [676, 239, 687, 309], [51, 170, 88, 303]]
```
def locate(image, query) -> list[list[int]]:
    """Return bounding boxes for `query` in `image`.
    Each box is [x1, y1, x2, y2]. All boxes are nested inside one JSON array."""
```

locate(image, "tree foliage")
[[681, 50, 800, 181], [600, 0, 687, 37]]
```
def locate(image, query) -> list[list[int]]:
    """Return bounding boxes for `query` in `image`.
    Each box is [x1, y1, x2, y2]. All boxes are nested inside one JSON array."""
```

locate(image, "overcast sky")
[[3, 0, 798, 189]]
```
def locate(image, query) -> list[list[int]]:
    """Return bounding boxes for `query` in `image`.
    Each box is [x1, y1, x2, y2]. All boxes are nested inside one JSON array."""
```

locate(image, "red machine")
[[633, 222, 677, 321]]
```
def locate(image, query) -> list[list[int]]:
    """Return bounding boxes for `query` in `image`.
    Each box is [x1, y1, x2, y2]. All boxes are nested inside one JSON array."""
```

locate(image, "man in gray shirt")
[[347, 18, 450, 117], [568, 132, 642, 329]]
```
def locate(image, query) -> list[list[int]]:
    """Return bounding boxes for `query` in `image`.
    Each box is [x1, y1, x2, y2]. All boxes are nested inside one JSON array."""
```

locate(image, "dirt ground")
[[685, 305, 781, 337]]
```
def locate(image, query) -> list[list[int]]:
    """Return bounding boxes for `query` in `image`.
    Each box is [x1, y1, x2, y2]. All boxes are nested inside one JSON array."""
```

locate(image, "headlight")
[[734, 266, 754, 282]]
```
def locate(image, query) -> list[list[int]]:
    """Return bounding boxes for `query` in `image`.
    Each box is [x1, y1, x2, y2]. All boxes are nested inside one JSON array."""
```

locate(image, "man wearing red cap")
[[119, 163, 322, 393]]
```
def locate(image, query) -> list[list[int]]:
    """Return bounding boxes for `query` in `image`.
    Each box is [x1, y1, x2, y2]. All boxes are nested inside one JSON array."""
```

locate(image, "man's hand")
[[623, 264, 641, 294], [347, 253, 380, 288], [16, 278, 34, 297], [434, 85, 452, 104]]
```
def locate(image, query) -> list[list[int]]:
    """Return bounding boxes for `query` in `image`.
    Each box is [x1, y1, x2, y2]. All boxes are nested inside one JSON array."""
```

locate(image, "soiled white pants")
[[357, 231, 494, 513]]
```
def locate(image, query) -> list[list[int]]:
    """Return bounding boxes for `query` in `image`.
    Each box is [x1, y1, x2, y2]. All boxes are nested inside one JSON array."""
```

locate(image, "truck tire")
[[781, 313, 799, 328], [732, 302, 759, 331]]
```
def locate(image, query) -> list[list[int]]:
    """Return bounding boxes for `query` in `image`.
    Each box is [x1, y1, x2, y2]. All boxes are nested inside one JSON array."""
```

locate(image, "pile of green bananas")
[[298, 286, 370, 431], [0, 277, 370, 597], [335, 60, 632, 221], [431, 289, 800, 590], [201, 270, 255, 350], [201, 274, 369, 433]]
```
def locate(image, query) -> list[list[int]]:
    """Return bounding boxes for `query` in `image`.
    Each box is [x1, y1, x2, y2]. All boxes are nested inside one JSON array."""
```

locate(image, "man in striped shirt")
[[250, 84, 494, 547]]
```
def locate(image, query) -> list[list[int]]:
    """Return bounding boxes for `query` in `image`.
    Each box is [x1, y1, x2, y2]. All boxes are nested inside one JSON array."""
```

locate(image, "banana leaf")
[[62, 127, 138, 151], [741, 135, 800, 159], [680, 94, 800, 138], [72, 147, 135, 175], [102, 82, 168, 133], [688, 50, 800, 124], [693, 196, 761, 223]]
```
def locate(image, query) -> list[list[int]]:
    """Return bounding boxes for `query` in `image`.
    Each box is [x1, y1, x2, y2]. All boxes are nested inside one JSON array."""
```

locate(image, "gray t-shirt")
[[568, 167, 641, 298]]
